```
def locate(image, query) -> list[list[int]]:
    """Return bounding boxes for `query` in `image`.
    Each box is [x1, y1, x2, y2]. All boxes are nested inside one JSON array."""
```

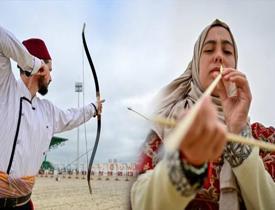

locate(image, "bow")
[[82, 23, 101, 194]]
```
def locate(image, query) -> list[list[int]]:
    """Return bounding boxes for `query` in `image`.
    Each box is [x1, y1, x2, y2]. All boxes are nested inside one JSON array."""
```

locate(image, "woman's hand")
[[217, 68, 252, 134], [179, 96, 227, 166]]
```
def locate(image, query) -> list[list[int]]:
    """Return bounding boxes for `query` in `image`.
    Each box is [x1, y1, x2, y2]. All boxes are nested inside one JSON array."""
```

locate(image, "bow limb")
[[82, 23, 101, 194]]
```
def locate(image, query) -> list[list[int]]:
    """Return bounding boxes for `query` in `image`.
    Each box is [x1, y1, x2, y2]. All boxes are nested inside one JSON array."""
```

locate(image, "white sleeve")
[[131, 157, 196, 210], [233, 147, 275, 210], [0, 25, 42, 75], [50, 103, 97, 134]]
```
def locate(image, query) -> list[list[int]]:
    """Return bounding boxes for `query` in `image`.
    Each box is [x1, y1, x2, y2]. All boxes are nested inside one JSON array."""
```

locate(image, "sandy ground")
[[32, 176, 135, 210]]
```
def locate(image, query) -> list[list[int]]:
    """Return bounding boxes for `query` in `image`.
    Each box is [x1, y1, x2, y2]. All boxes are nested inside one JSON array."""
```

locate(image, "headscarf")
[[153, 19, 238, 140]]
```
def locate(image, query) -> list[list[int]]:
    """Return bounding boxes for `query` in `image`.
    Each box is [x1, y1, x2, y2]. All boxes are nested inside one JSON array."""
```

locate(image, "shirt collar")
[[17, 78, 36, 102]]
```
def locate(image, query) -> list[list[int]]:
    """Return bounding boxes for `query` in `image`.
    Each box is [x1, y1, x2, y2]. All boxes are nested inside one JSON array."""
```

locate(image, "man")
[[0, 25, 102, 209]]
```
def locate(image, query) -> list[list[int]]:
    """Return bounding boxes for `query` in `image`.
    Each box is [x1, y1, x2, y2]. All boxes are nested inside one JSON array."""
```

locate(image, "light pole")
[[75, 82, 83, 172]]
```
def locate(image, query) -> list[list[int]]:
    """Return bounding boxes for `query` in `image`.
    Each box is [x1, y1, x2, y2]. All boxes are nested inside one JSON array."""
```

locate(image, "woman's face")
[[199, 26, 236, 93]]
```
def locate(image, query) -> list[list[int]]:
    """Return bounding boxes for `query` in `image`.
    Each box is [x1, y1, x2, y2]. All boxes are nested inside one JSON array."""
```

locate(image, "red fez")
[[22, 38, 51, 60]]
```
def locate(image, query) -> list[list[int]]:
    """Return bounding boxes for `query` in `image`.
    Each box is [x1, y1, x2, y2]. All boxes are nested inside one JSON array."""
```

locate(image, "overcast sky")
[[1, 0, 275, 168]]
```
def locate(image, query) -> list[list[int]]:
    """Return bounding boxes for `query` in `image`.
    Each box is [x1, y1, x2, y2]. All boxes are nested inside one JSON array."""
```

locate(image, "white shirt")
[[0, 25, 95, 178]]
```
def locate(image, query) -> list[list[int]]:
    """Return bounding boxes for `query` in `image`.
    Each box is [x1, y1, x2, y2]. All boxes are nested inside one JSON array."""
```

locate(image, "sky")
[[1, 0, 275, 168]]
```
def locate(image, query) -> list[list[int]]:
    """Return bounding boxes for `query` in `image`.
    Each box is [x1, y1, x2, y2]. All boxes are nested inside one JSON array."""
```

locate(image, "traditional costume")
[[0, 26, 96, 209], [131, 20, 275, 210]]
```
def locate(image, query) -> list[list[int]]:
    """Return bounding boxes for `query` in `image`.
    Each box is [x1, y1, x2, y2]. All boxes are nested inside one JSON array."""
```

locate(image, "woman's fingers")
[[209, 123, 227, 161], [223, 70, 246, 80], [179, 97, 227, 165], [221, 68, 252, 100]]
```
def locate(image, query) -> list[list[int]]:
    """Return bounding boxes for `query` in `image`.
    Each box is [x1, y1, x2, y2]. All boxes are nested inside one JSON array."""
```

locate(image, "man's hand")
[[91, 99, 104, 117], [179, 97, 227, 166], [24, 60, 49, 77], [36, 61, 49, 76], [96, 99, 104, 116]]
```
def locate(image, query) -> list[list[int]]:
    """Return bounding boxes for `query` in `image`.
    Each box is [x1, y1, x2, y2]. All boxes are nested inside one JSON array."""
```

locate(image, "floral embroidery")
[[136, 122, 275, 209], [166, 152, 195, 196], [252, 122, 275, 181]]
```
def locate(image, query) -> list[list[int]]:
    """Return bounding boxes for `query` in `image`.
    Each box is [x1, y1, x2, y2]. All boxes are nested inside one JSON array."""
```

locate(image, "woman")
[[130, 19, 275, 210]]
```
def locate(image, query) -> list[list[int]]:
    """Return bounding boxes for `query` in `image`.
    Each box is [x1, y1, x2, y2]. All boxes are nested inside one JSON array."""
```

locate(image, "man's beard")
[[38, 76, 49, 96]]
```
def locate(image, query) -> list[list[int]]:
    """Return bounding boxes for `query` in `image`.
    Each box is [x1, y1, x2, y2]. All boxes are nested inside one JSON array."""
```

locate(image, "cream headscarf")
[[153, 19, 241, 210], [153, 19, 238, 140]]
